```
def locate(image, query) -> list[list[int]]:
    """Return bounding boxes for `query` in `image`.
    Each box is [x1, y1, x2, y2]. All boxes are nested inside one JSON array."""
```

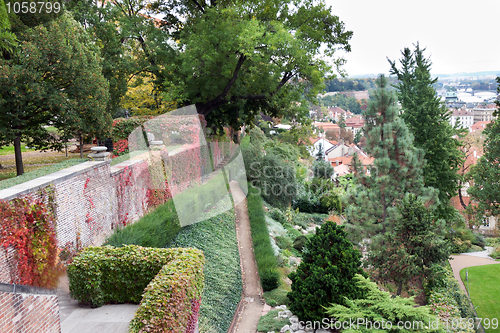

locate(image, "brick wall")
[[0, 283, 60, 333], [0, 158, 151, 250]]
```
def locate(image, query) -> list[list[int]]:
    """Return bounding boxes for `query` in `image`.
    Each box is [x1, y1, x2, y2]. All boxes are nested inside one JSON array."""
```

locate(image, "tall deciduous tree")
[[0, 13, 110, 173], [468, 77, 500, 219], [146, 0, 352, 136], [345, 75, 438, 243], [389, 44, 465, 221]]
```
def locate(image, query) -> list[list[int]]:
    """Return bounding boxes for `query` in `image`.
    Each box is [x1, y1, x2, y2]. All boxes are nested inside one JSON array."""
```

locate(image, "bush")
[[312, 159, 334, 179], [293, 235, 308, 251], [288, 222, 365, 322], [105, 200, 181, 248], [263, 288, 290, 307], [111, 116, 153, 141], [425, 262, 475, 325], [67, 246, 204, 309], [129, 249, 205, 333], [275, 235, 293, 251], [269, 207, 287, 224], [256, 310, 290, 333], [242, 129, 299, 209], [247, 184, 280, 291], [169, 209, 242, 333], [319, 190, 342, 214]]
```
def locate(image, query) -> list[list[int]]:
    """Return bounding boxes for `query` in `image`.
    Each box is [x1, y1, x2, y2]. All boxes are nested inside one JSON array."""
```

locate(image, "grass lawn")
[[0, 145, 36, 155], [0, 157, 86, 188], [460, 265, 500, 333]]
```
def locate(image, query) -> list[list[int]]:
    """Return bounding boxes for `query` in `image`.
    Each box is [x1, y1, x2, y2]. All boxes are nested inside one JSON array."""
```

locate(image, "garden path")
[[228, 180, 265, 333], [449, 250, 500, 292]]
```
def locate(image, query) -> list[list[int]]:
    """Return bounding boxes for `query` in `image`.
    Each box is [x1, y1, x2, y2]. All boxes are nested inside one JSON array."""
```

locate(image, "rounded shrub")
[[293, 235, 308, 251]]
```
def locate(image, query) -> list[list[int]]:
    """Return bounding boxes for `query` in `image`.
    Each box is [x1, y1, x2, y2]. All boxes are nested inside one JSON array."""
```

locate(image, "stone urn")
[[88, 146, 111, 161]]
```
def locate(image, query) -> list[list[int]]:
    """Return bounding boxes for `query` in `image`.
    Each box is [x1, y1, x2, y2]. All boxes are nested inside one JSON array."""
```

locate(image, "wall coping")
[[0, 161, 109, 201], [0, 283, 57, 296]]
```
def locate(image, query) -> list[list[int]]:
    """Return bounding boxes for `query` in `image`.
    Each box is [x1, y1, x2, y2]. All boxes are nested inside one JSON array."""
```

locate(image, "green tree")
[[345, 75, 438, 243], [368, 194, 450, 295], [147, 0, 352, 136], [468, 77, 500, 219], [288, 221, 365, 322], [66, 0, 148, 117], [389, 44, 465, 221], [312, 159, 333, 179], [325, 274, 440, 332], [0, 13, 110, 173], [0, 0, 17, 52]]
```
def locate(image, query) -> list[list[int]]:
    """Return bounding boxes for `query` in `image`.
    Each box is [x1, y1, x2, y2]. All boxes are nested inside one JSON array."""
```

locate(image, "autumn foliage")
[[0, 191, 59, 288]]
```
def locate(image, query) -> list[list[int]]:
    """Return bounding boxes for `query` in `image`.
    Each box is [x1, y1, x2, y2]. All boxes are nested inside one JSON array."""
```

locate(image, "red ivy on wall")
[[0, 191, 58, 288]]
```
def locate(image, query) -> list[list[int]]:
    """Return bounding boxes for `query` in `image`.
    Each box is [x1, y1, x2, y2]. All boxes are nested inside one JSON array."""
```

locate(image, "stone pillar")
[[88, 146, 111, 161]]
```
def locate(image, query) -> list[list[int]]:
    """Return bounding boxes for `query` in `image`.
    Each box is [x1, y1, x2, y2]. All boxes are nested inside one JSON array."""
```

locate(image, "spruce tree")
[[288, 221, 365, 322], [389, 44, 464, 221], [345, 75, 438, 243]]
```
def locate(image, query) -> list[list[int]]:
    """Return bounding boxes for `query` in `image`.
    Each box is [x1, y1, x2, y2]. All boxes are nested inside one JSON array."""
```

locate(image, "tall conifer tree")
[[345, 75, 438, 243], [389, 44, 464, 220]]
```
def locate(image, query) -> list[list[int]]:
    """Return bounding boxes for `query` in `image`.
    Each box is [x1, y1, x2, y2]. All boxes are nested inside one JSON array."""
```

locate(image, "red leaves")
[[0, 193, 58, 288]]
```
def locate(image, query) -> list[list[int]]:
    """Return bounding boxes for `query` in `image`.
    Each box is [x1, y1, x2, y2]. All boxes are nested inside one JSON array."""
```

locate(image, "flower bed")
[[68, 245, 204, 332]]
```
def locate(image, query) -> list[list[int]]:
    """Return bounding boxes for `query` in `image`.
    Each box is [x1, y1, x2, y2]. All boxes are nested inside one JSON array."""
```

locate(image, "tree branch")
[[191, 0, 205, 13]]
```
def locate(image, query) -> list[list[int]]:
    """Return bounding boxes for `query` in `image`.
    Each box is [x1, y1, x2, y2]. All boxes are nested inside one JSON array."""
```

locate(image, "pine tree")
[[389, 44, 465, 221], [345, 75, 438, 243], [368, 194, 450, 295]]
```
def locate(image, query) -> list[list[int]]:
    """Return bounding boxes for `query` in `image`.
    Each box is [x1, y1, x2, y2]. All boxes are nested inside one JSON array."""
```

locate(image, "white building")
[[449, 109, 474, 129]]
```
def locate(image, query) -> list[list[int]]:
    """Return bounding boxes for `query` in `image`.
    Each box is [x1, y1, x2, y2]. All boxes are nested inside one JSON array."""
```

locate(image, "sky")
[[324, 0, 500, 77]]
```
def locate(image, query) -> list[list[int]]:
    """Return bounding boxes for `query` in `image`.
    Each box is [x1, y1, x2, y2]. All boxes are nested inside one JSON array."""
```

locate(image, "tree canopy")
[[468, 77, 500, 219], [0, 12, 110, 173], [345, 75, 438, 242], [389, 43, 465, 221], [69, 0, 352, 134]]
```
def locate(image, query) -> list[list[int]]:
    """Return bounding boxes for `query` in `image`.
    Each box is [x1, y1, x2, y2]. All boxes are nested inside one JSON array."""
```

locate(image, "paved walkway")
[[448, 247, 500, 292], [228, 181, 265, 333], [57, 274, 138, 333]]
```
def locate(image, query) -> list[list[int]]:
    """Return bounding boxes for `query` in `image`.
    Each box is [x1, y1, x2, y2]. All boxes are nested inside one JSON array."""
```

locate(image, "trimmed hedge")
[[247, 184, 280, 291], [129, 249, 205, 333], [67, 246, 204, 309]]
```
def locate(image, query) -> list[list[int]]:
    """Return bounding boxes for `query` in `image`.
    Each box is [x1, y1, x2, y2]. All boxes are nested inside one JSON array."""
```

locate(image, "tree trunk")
[[79, 134, 83, 159], [14, 134, 24, 176], [396, 281, 403, 296]]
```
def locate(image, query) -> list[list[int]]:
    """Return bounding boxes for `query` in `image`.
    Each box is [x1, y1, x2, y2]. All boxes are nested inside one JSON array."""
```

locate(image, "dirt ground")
[[228, 181, 265, 333]]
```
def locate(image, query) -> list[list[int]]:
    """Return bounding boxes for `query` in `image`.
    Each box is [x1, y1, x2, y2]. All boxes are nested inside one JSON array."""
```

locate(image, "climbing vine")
[[0, 187, 59, 288]]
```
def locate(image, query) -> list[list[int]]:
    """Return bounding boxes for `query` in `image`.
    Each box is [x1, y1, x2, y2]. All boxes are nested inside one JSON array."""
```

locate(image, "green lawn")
[[460, 265, 500, 333], [0, 145, 36, 155]]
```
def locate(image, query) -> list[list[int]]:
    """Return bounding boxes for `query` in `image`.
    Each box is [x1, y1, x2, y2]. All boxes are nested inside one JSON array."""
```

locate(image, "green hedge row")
[[169, 208, 242, 333], [247, 184, 280, 291], [426, 263, 475, 333], [129, 248, 205, 333], [105, 200, 181, 248], [67, 246, 204, 308]]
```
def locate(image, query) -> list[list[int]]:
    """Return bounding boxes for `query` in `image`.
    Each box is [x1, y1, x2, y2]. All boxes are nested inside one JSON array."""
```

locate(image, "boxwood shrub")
[[247, 184, 280, 291]]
